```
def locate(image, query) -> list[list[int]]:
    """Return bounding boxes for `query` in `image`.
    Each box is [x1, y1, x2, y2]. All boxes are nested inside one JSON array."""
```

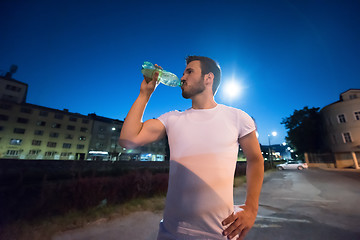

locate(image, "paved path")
[[53, 168, 360, 240], [53, 211, 163, 240]]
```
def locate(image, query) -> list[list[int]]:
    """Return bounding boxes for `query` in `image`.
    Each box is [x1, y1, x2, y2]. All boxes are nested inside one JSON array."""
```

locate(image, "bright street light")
[[223, 80, 242, 100]]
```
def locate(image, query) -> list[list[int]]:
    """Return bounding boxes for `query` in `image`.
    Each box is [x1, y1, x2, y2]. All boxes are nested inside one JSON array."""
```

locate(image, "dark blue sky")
[[1, 0, 359, 145]]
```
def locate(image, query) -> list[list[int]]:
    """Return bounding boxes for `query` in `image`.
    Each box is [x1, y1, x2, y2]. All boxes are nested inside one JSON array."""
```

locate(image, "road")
[[53, 168, 360, 240]]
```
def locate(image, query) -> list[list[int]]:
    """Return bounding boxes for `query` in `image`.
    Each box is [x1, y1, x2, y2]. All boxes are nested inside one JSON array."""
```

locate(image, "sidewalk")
[[53, 211, 163, 240]]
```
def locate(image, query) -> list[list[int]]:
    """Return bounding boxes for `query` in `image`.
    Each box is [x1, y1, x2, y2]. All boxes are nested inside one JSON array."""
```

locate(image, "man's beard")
[[181, 78, 206, 99]]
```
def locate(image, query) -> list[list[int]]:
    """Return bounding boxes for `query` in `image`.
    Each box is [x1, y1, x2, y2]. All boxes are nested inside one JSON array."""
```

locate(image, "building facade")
[[321, 89, 360, 168], [0, 101, 93, 160], [0, 72, 167, 161]]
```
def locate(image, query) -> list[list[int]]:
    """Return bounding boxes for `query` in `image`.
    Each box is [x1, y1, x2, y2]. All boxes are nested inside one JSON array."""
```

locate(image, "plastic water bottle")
[[141, 61, 181, 87]]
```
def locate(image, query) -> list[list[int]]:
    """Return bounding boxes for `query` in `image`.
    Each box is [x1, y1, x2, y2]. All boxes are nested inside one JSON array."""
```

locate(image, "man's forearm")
[[118, 93, 150, 148], [245, 156, 264, 212]]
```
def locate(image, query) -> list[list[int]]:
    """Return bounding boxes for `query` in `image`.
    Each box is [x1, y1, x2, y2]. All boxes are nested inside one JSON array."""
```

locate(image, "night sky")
[[1, 0, 359, 145]]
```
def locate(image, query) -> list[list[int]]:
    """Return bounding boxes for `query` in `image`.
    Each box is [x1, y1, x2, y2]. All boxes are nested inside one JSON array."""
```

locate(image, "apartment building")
[[0, 75, 28, 104], [0, 100, 93, 160], [321, 89, 360, 168], [0, 69, 168, 161], [87, 114, 123, 160]]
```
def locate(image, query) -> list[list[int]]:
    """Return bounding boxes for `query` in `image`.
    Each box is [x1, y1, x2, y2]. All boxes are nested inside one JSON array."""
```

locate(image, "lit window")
[[51, 123, 61, 128], [10, 139, 22, 145], [36, 121, 46, 126], [338, 114, 346, 123]]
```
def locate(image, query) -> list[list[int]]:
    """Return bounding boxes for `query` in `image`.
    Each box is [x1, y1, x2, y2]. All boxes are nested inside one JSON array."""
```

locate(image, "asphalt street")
[[53, 168, 360, 240]]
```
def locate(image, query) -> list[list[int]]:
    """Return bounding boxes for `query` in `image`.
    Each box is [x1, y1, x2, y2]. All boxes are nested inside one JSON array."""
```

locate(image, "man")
[[119, 56, 264, 240]]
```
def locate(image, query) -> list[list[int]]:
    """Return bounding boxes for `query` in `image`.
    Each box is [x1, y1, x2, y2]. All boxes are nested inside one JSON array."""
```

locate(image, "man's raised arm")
[[118, 70, 166, 149]]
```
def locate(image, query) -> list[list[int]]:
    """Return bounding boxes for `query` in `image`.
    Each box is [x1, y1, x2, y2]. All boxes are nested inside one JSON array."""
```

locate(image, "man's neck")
[[191, 95, 217, 109]]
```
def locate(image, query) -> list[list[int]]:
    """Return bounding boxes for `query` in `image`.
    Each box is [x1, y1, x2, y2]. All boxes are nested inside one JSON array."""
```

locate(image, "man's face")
[[181, 60, 205, 99]]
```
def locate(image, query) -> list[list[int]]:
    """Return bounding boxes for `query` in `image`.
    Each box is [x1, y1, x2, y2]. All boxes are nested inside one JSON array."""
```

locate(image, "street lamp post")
[[268, 131, 277, 168]]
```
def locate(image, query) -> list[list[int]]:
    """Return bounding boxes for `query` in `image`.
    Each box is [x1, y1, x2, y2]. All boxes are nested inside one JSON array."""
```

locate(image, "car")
[[277, 160, 308, 170]]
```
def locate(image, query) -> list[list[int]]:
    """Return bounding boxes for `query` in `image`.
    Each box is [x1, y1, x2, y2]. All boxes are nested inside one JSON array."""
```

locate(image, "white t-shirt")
[[157, 104, 256, 239]]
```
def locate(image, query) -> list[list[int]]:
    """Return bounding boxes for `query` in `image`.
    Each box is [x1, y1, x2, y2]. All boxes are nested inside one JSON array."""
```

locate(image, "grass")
[[0, 194, 166, 240], [233, 175, 247, 187], [1, 176, 249, 240]]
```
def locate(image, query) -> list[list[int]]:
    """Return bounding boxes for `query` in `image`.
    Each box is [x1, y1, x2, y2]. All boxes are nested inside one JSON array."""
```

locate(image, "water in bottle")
[[141, 61, 181, 87]]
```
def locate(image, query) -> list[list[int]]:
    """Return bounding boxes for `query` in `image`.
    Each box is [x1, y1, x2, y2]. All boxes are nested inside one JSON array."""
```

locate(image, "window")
[[67, 125, 75, 130], [36, 121, 46, 126], [45, 151, 57, 157], [34, 130, 44, 135], [20, 107, 32, 114], [63, 143, 72, 148], [10, 139, 22, 145], [69, 117, 77, 122], [61, 152, 72, 157], [47, 142, 57, 147], [14, 128, 25, 134], [32, 140, 42, 146], [355, 111, 360, 121], [49, 132, 59, 138], [80, 127, 88, 133], [77, 144, 85, 149], [51, 123, 61, 128], [6, 150, 20, 156], [0, 103, 12, 110], [98, 134, 105, 139], [0, 126, 4, 131], [0, 114, 9, 121], [349, 94, 358, 100], [6, 84, 21, 92], [39, 111, 48, 117], [54, 113, 63, 119], [82, 119, 89, 124], [65, 134, 73, 139], [29, 150, 41, 155], [17, 117, 29, 124], [343, 132, 352, 143], [79, 136, 86, 141], [338, 114, 346, 123]]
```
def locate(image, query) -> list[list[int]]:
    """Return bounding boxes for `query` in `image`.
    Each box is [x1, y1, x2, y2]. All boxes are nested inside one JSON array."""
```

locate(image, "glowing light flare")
[[223, 80, 242, 99]]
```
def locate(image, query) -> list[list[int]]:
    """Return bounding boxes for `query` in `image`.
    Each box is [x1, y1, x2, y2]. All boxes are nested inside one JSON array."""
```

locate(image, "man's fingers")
[[222, 212, 236, 226]]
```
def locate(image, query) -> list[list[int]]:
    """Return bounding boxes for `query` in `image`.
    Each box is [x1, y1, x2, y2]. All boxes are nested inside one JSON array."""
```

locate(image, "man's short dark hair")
[[186, 55, 221, 95]]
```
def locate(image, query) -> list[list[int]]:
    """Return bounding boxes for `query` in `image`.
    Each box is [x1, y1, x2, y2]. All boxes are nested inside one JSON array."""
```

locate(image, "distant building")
[[0, 68, 167, 161], [320, 89, 360, 168], [0, 75, 28, 104], [87, 114, 123, 160], [0, 100, 92, 160]]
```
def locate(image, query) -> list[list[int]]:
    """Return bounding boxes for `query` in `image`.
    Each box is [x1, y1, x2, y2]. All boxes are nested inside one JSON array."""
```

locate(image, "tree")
[[281, 106, 323, 157]]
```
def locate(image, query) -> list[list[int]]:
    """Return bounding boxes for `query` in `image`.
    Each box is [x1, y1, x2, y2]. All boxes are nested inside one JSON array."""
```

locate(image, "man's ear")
[[205, 72, 214, 86]]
